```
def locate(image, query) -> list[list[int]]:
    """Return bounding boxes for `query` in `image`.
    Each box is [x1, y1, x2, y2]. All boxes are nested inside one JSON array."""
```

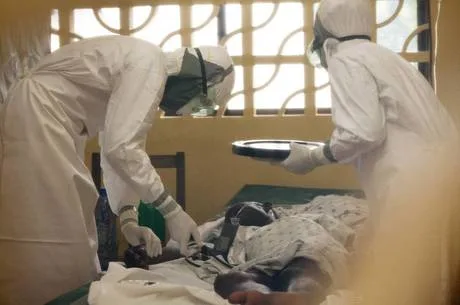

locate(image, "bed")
[[45, 184, 365, 305]]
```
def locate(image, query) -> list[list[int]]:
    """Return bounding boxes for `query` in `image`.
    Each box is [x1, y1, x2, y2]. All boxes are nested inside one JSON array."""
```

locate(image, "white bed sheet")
[[88, 263, 228, 305]]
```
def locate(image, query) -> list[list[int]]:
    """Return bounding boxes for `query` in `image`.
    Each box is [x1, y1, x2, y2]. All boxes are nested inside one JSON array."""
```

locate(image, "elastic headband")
[[195, 48, 208, 98]]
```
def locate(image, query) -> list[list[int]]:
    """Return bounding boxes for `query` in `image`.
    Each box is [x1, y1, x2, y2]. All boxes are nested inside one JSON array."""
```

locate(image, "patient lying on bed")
[[209, 195, 369, 305], [119, 195, 368, 305]]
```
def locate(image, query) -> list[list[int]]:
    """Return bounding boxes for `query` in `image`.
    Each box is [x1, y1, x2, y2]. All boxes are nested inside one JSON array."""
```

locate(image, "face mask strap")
[[194, 48, 208, 99], [337, 35, 371, 42], [312, 16, 371, 52]]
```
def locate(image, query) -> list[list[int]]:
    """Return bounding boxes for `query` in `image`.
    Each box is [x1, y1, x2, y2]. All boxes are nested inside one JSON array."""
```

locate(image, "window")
[[50, 0, 431, 117]]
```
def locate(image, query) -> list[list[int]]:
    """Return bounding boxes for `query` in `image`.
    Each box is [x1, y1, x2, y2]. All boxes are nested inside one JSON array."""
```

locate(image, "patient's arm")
[[214, 257, 330, 305], [275, 257, 330, 293], [214, 270, 273, 299]]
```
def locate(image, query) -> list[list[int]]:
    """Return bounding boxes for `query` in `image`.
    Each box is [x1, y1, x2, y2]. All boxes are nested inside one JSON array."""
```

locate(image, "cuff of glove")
[[311, 145, 333, 166], [321, 141, 338, 163], [151, 191, 182, 219], [119, 205, 139, 231]]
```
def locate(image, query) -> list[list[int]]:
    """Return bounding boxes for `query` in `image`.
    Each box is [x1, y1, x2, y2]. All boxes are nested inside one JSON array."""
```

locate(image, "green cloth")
[[138, 201, 166, 242], [227, 184, 364, 206], [44, 283, 90, 305]]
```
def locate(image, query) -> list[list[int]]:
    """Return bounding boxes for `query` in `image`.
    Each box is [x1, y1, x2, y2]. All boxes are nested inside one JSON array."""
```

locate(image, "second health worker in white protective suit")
[[276, 0, 458, 216], [0, 35, 235, 305]]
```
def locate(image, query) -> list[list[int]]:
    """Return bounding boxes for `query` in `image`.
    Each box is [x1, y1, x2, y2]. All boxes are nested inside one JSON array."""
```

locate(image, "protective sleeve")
[[327, 56, 386, 164], [99, 132, 142, 215], [100, 46, 176, 215]]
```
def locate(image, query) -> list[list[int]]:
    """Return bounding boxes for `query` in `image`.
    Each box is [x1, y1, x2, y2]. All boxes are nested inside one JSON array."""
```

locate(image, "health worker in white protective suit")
[[229, 0, 459, 304], [276, 0, 458, 217], [0, 35, 235, 305]]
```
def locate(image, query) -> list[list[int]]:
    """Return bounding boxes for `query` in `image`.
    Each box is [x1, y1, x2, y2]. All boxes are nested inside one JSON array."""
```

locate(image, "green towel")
[[138, 201, 166, 242]]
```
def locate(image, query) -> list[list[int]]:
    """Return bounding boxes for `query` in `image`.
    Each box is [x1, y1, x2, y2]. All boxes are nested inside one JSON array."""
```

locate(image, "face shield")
[[176, 87, 218, 117], [160, 47, 235, 117], [178, 49, 234, 117]]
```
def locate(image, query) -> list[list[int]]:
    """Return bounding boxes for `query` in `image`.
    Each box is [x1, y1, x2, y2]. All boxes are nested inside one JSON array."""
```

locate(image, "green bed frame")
[[227, 184, 363, 206]]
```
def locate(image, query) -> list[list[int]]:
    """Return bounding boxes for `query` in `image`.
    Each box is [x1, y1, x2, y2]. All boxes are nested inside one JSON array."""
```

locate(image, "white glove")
[[119, 205, 162, 257], [165, 207, 203, 256], [280, 142, 332, 175], [151, 194, 203, 256]]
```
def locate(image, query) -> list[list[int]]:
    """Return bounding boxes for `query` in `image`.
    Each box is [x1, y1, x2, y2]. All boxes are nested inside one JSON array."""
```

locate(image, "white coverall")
[[327, 40, 458, 209], [282, 1, 459, 304], [0, 35, 234, 305], [322, 3, 458, 211], [281, 0, 459, 214]]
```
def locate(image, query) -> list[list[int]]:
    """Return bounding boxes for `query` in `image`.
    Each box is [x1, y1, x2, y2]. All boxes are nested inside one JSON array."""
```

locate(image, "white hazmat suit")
[[264, 2, 458, 304], [279, 0, 458, 215], [0, 35, 235, 305]]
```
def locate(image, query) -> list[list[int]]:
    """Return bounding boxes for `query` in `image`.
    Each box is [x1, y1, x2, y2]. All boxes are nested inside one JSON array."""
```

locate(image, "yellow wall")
[[86, 116, 359, 224], [435, 0, 460, 126], [85, 0, 459, 225]]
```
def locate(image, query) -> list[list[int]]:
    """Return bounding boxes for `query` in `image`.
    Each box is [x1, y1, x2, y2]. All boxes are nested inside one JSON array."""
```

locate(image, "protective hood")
[[317, 0, 373, 38], [308, 0, 373, 69]]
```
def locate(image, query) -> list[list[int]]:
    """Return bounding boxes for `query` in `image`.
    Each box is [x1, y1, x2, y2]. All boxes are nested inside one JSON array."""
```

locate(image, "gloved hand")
[[153, 194, 203, 256], [280, 142, 332, 175], [120, 205, 162, 257], [165, 207, 203, 256]]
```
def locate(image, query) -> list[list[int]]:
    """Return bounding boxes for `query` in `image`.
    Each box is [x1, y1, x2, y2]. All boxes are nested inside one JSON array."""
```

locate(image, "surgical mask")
[[307, 39, 327, 69]]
